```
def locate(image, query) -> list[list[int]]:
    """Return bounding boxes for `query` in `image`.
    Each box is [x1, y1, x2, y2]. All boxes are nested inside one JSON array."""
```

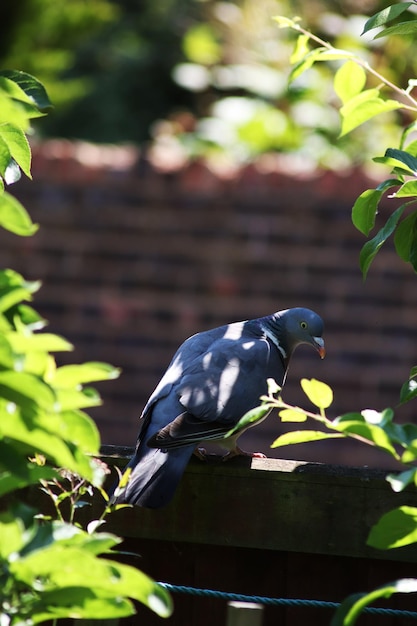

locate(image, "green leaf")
[[290, 34, 310, 64], [361, 3, 415, 34], [289, 47, 327, 82], [397, 212, 417, 272], [392, 180, 417, 198], [0, 134, 11, 177], [367, 506, 417, 549], [400, 365, 417, 403], [271, 430, 342, 448], [7, 331, 73, 354], [331, 579, 417, 626], [374, 21, 417, 40], [11, 546, 173, 618], [54, 387, 102, 411], [0, 191, 38, 236], [0, 123, 31, 179], [0, 509, 27, 558], [55, 410, 100, 454], [0, 70, 52, 112], [300, 378, 333, 410], [385, 148, 417, 175], [272, 15, 301, 29], [0, 462, 57, 497], [4, 158, 21, 185], [279, 408, 307, 422], [333, 414, 398, 458], [359, 204, 407, 279], [53, 362, 120, 388], [0, 370, 55, 409], [0, 409, 94, 480], [351, 180, 400, 236], [288, 46, 355, 83], [386, 468, 417, 493], [340, 90, 402, 136], [400, 122, 417, 149], [334, 61, 366, 104], [225, 404, 273, 438]]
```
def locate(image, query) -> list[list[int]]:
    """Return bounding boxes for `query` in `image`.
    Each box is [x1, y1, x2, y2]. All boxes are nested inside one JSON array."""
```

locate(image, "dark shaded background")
[[3, 141, 415, 471]]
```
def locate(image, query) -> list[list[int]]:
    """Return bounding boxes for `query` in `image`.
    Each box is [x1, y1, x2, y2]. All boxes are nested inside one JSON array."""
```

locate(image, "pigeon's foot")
[[193, 447, 208, 461], [222, 446, 266, 461]]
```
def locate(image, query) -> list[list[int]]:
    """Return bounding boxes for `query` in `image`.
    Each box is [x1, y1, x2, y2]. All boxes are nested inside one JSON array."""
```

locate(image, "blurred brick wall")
[[3, 140, 416, 468]]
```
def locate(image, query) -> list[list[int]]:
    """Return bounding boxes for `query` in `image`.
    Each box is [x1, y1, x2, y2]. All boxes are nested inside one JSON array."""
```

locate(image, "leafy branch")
[[274, 4, 417, 279], [0, 71, 173, 623]]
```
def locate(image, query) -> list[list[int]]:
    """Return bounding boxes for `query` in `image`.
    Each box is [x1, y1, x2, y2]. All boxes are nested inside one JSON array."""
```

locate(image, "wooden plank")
[[99, 446, 417, 563]]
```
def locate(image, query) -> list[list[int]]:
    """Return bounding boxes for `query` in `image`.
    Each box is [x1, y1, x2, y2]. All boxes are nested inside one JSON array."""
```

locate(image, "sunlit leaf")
[[0, 123, 31, 178], [392, 180, 417, 198], [352, 178, 401, 235], [367, 506, 417, 549], [4, 158, 21, 185], [271, 430, 341, 448], [0, 135, 11, 177], [272, 15, 301, 29], [400, 122, 417, 149], [359, 204, 407, 279], [0, 370, 55, 409], [301, 378, 333, 410], [333, 414, 398, 457], [340, 90, 402, 136], [55, 387, 102, 411], [334, 61, 366, 105], [225, 404, 273, 438], [7, 331, 73, 354], [53, 362, 120, 388], [290, 34, 310, 64], [279, 408, 307, 422], [0, 192, 38, 236], [400, 366, 417, 403], [44, 410, 101, 454], [351, 180, 400, 236], [11, 547, 173, 618], [385, 148, 417, 175], [289, 47, 327, 82], [386, 468, 417, 493], [0, 70, 52, 112], [331, 579, 417, 626], [361, 3, 414, 35]]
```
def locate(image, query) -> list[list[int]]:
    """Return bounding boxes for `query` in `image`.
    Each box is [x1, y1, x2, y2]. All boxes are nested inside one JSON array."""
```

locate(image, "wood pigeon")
[[113, 308, 325, 508]]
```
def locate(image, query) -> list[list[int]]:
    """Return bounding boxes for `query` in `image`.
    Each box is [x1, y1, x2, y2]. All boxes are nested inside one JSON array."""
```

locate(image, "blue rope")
[[158, 582, 417, 619]]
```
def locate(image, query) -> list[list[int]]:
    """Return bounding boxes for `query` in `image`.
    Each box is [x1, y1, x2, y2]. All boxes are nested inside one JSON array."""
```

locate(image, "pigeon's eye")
[[300, 321, 308, 329]]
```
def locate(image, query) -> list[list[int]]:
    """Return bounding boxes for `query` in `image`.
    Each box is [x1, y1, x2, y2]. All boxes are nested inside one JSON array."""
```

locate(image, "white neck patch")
[[262, 325, 287, 359]]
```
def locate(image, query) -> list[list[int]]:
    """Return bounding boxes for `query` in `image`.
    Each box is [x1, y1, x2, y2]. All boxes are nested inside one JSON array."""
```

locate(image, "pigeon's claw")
[[222, 446, 266, 461], [193, 446, 208, 461]]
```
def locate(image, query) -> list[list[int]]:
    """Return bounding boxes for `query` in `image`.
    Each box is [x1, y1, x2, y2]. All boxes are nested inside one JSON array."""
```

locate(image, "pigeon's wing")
[[147, 325, 285, 449], [135, 323, 234, 442]]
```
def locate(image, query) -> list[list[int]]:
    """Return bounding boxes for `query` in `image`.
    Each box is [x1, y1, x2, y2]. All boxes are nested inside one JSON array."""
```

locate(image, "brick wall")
[[3, 140, 416, 468]]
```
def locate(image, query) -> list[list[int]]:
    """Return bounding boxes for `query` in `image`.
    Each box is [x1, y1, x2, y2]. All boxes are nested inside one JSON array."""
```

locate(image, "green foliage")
[[331, 579, 417, 626], [274, 7, 417, 278], [0, 503, 172, 622], [0, 72, 172, 623], [249, 372, 417, 623], [0, 70, 51, 236]]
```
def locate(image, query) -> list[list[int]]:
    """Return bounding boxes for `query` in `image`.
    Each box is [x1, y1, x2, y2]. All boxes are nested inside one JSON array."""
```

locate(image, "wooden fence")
[[73, 446, 417, 626]]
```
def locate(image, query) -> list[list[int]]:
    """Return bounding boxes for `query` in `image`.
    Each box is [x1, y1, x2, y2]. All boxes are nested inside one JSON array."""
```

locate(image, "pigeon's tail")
[[112, 444, 195, 509]]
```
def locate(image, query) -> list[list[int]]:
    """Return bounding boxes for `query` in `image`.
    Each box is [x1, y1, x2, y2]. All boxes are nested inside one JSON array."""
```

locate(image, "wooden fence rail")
[[73, 446, 417, 626]]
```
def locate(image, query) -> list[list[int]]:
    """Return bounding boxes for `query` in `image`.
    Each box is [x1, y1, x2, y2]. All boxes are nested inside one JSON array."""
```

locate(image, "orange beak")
[[313, 337, 326, 359]]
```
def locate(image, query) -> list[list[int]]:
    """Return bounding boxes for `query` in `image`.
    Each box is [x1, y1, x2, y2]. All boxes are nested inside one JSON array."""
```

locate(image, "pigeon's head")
[[267, 308, 325, 360]]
